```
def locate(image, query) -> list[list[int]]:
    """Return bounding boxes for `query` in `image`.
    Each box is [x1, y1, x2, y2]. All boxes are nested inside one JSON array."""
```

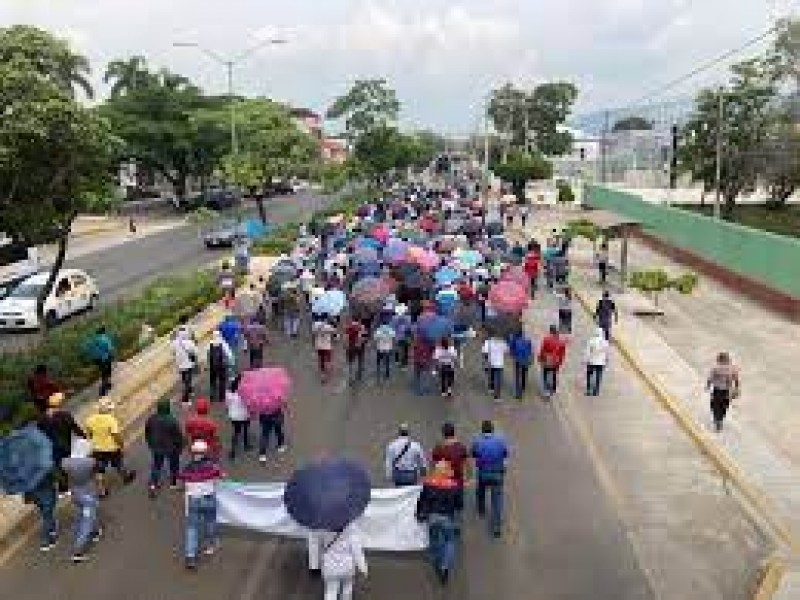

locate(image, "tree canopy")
[[326, 79, 400, 144], [492, 150, 553, 202], [612, 116, 653, 132]]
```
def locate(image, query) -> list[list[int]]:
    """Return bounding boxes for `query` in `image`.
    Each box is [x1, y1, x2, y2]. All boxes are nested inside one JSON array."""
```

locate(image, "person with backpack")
[[384, 424, 427, 487], [433, 337, 458, 397], [184, 397, 221, 460], [391, 304, 412, 368], [208, 331, 234, 404], [180, 440, 223, 570], [415, 460, 461, 585], [86, 327, 115, 396], [144, 398, 185, 498], [538, 325, 567, 399], [373, 319, 396, 381], [172, 319, 199, 406]]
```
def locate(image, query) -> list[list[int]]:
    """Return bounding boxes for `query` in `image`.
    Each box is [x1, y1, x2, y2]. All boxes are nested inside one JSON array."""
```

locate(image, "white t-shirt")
[[585, 335, 610, 366], [482, 338, 508, 369], [374, 325, 396, 352], [312, 321, 337, 351], [434, 345, 458, 368], [225, 390, 249, 422]]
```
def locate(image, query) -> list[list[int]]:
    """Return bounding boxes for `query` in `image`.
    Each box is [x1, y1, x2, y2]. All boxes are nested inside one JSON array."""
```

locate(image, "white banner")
[[216, 482, 428, 552]]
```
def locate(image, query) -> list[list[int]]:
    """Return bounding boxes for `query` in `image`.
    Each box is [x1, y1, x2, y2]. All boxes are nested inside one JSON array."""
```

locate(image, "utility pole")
[[600, 111, 610, 184], [226, 61, 237, 157], [713, 89, 725, 219]]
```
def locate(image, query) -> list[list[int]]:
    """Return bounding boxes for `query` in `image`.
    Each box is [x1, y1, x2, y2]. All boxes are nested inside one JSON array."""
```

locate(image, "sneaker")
[[91, 528, 103, 543], [148, 485, 157, 499], [203, 543, 219, 556], [169, 482, 180, 491], [39, 539, 57, 552], [258, 455, 267, 463], [277, 446, 288, 454], [71, 553, 88, 563]]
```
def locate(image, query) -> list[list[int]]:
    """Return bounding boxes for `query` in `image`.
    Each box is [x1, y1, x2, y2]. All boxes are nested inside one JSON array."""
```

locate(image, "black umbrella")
[[484, 313, 522, 338]]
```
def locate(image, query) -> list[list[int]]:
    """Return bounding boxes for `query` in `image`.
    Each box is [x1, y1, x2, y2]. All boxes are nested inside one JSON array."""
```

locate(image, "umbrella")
[[434, 266, 460, 287], [436, 237, 458, 253], [488, 281, 530, 314], [435, 288, 460, 316], [351, 277, 393, 313], [357, 237, 381, 250], [416, 313, 454, 343], [454, 249, 483, 269], [284, 458, 371, 531], [369, 224, 390, 244], [242, 218, 272, 239], [488, 237, 509, 251], [355, 260, 382, 279], [411, 248, 440, 271], [238, 367, 292, 415], [383, 239, 408, 265], [501, 265, 529, 288], [486, 222, 504, 236], [354, 246, 379, 264], [0, 425, 53, 495], [312, 289, 346, 315], [420, 216, 438, 233], [485, 313, 522, 338], [454, 301, 481, 328]]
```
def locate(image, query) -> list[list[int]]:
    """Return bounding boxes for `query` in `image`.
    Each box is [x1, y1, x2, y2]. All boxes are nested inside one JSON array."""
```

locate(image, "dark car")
[[205, 188, 240, 211]]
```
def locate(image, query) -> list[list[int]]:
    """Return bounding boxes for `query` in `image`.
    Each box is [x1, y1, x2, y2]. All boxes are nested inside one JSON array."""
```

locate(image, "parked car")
[[203, 220, 242, 249], [173, 188, 241, 212], [0, 268, 99, 330]]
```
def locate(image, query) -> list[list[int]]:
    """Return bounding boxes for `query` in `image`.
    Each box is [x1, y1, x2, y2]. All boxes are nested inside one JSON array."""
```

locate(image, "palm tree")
[[104, 56, 151, 97]]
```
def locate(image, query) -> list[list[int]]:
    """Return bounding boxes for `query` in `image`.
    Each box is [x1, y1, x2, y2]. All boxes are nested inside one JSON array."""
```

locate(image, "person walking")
[[523, 248, 540, 296], [242, 318, 268, 369], [218, 314, 242, 370], [557, 286, 574, 334], [61, 437, 103, 563], [208, 331, 234, 404], [86, 327, 115, 396], [391, 304, 412, 368], [25, 465, 58, 552], [415, 461, 461, 585], [312, 318, 338, 383], [282, 285, 303, 338], [184, 397, 221, 460], [319, 525, 368, 600], [27, 364, 60, 415], [538, 325, 567, 400], [144, 399, 184, 498], [594, 291, 618, 341], [344, 318, 368, 384], [84, 398, 136, 497], [431, 422, 470, 514], [373, 320, 396, 381], [508, 327, 534, 400], [585, 327, 610, 396], [411, 334, 434, 396], [595, 242, 610, 285], [256, 401, 287, 462], [37, 392, 84, 495], [707, 352, 741, 432], [172, 319, 199, 406], [225, 375, 252, 460], [433, 337, 458, 397], [384, 424, 427, 486], [179, 440, 223, 571], [218, 261, 236, 308], [471, 420, 509, 538], [482, 333, 508, 401]]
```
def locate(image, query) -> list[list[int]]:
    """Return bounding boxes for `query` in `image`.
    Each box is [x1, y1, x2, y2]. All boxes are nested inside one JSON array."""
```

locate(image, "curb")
[[752, 556, 786, 600]]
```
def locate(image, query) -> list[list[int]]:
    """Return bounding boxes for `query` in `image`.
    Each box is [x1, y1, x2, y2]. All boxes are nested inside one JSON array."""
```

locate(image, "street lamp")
[[173, 37, 287, 157]]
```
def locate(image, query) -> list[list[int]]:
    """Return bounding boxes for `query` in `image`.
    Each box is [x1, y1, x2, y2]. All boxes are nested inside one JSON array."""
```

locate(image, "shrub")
[[629, 269, 699, 306], [564, 219, 601, 243], [556, 180, 575, 204]]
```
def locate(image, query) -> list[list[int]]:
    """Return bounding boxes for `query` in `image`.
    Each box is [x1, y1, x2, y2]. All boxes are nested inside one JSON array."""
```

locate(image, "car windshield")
[[8, 282, 44, 299]]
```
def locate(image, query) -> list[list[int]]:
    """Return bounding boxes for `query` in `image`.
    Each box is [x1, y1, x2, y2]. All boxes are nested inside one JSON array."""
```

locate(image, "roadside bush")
[[556, 180, 576, 204], [629, 269, 698, 306], [0, 270, 220, 435]]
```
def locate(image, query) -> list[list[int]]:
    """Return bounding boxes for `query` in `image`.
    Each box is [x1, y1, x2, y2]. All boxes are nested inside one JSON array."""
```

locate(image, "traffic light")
[[579, 147, 586, 161]]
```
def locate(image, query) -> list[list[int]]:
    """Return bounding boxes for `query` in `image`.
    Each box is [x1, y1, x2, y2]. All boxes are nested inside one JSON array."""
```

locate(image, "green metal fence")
[[585, 186, 800, 298]]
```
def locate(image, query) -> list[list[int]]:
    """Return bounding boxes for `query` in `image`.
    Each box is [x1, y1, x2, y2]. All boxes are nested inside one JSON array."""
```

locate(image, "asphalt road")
[[0, 194, 327, 352]]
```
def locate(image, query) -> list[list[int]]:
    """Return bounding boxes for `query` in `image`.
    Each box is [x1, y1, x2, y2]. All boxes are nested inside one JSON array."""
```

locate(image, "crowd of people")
[[15, 180, 741, 599]]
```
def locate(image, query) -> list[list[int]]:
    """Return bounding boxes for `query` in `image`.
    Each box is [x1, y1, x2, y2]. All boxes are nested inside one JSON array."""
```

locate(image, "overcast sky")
[[2, 0, 793, 133]]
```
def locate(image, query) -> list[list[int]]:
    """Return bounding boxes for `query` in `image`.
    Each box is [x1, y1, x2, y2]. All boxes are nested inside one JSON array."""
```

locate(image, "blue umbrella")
[[417, 313, 454, 343], [489, 237, 509, 251], [354, 246, 379, 265], [435, 288, 459, 316], [242, 218, 272, 239], [356, 260, 382, 279], [312, 289, 346, 315], [434, 266, 459, 287], [284, 458, 371, 531], [357, 237, 381, 250], [0, 425, 53, 495]]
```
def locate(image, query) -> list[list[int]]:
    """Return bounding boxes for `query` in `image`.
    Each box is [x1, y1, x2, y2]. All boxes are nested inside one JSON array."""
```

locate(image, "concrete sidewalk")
[[515, 206, 800, 596]]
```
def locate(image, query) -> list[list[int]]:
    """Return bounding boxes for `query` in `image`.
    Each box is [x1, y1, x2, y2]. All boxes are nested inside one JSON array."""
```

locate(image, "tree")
[[679, 58, 777, 218], [629, 270, 698, 307], [104, 55, 152, 97], [326, 79, 400, 143], [0, 25, 93, 98], [612, 116, 653, 132], [491, 150, 553, 202], [0, 34, 120, 327], [757, 122, 800, 207], [765, 17, 800, 89], [352, 125, 406, 184]]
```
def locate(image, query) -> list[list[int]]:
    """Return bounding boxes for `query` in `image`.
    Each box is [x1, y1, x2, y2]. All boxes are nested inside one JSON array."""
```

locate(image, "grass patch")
[[675, 203, 800, 240]]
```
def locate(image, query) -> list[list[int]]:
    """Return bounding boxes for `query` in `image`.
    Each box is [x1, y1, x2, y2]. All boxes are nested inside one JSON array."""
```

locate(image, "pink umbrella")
[[369, 224, 390, 245], [238, 367, 292, 415], [413, 249, 441, 271], [501, 265, 529, 288], [488, 281, 530, 314]]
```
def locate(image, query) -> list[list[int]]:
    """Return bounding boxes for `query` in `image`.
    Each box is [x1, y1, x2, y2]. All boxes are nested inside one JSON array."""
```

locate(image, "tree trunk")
[[722, 193, 737, 220], [256, 196, 267, 224], [37, 213, 76, 332]]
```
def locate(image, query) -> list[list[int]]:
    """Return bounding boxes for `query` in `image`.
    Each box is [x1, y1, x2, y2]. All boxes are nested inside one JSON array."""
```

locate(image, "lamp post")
[[173, 38, 287, 158]]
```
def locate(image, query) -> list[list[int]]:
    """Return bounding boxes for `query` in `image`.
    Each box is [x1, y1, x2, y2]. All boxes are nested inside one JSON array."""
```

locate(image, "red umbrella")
[[369, 224, 390, 245], [488, 281, 530, 314], [420, 216, 438, 233], [238, 367, 292, 415]]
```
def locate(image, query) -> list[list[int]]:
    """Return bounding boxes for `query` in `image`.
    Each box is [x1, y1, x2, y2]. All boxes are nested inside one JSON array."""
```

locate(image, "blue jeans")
[[586, 365, 605, 396], [488, 367, 503, 399], [71, 491, 99, 554], [476, 474, 504, 536], [185, 494, 218, 560], [513, 362, 529, 399], [258, 411, 285, 454], [28, 478, 57, 546], [428, 514, 457, 573], [149, 451, 180, 487], [283, 315, 300, 336]]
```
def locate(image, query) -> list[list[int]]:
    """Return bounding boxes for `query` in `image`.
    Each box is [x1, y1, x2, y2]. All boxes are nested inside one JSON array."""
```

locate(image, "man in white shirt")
[[482, 335, 508, 401], [172, 318, 198, 405], [585, 327, 610, 396], [384, 424, 427, 486], [373, 322, 396, 381]]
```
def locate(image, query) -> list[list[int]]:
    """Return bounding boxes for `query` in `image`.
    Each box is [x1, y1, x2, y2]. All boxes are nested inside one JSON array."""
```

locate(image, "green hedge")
[[0, 270, 221, 435]]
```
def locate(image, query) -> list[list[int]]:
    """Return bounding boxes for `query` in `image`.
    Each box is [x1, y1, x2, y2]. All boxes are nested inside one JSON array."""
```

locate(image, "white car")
[[0, 268, 99, 330]]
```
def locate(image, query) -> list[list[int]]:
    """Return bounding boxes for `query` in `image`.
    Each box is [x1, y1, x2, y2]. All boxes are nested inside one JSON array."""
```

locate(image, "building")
[[290, 107, 323, 140], [548, 126, 601, 180], [322, 137, 348, 164]]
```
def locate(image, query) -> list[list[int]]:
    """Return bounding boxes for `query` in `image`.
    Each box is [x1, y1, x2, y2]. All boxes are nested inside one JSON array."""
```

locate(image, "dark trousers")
[[710, 389, 732, 428], [488, 367, 503, 399], [249, 346, 264, 369], [230, 420, 251, 457], [599, 321, 612, 341], [513, 362, 529, 399], [179, 368, 193, 404], [476, 475, 504, 537], [586, 365, 605, 396], [149, 451, 180, 487], [396, 339, 410, 367], [599, 262, 608, 285], [558, 308, 573, 334], [258, 411, 285, 454], [439, 364, 455, 394], [376, 351, 392, 380], [347, 347, 365, 382], [96, 358, 113, 396], [209, 366, 227, 403], [541, 366, 559, 397]]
